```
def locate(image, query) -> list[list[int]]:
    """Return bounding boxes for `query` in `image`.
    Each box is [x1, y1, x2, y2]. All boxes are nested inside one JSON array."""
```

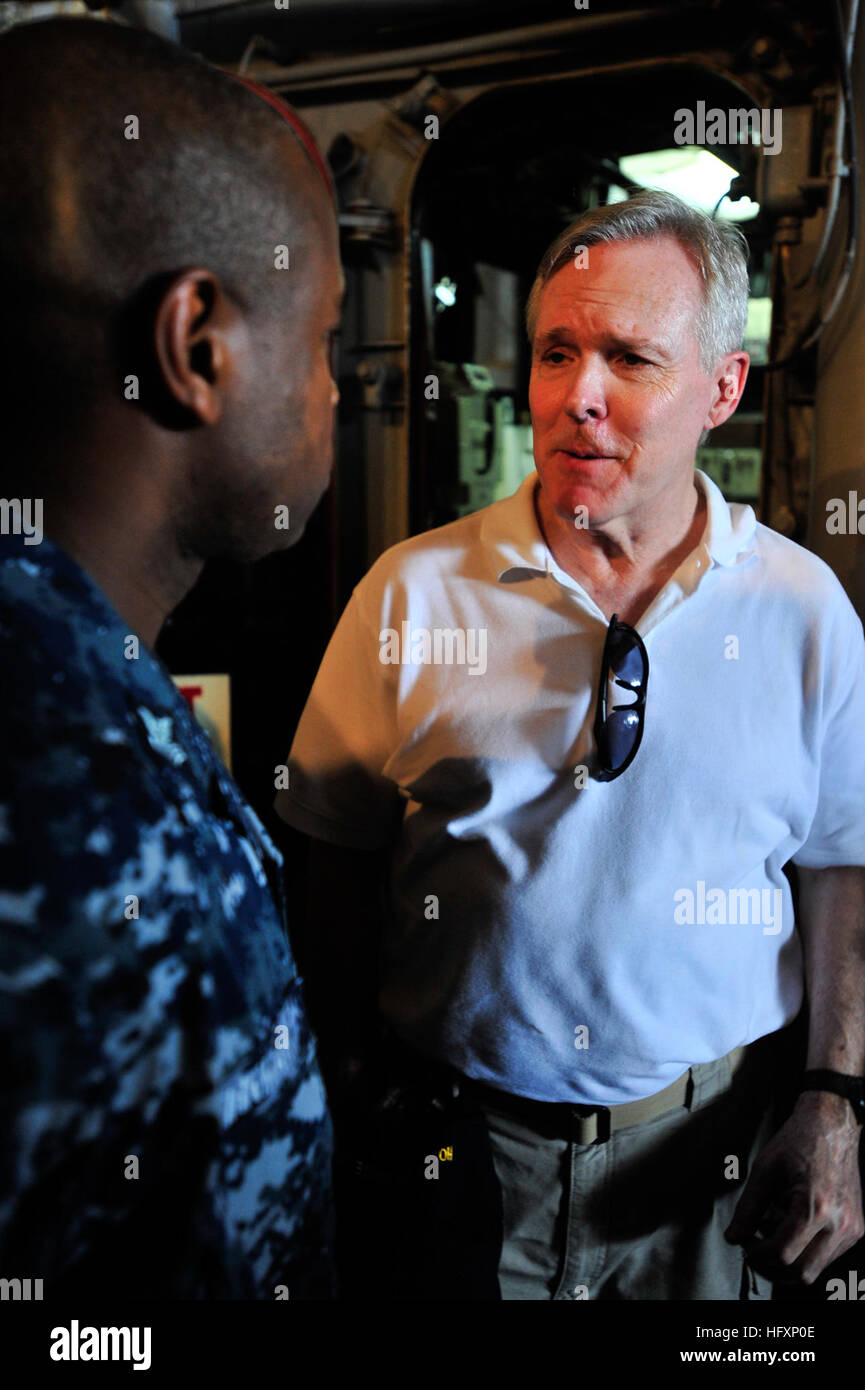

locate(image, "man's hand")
[[724, 1089, 863, 1284]]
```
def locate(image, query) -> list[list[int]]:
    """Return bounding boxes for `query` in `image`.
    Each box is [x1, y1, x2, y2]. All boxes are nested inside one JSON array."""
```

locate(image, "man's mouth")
[[557, 449, 616, 460]]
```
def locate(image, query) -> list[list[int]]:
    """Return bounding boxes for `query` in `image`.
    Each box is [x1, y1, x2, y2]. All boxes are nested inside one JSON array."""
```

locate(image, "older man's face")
[[529, 235, 728, 532]]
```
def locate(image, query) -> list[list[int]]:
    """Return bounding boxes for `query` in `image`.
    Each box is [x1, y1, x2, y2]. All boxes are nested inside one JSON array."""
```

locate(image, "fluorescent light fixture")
[[617, 148, 760, 221]]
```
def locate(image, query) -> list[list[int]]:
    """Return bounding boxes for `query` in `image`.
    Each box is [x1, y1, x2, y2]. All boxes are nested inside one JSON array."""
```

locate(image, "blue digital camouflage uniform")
[[0, 530, 333, 1299]]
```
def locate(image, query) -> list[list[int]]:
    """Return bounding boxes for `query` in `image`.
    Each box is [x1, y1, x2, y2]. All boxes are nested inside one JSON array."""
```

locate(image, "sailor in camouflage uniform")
[[0, 530, 333, 1298], [0, 18, 343, 1298]]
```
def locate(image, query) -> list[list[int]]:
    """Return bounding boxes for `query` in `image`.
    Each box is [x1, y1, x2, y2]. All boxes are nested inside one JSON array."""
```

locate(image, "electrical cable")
[[763, 0, 859, 370]]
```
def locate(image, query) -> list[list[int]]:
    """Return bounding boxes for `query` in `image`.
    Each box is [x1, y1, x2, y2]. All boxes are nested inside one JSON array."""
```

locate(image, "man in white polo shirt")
[[277, 190, 865, 1301]]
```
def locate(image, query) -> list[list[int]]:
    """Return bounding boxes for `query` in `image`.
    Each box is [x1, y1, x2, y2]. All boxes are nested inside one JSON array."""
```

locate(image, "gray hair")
[[525, 189, 750, 374]]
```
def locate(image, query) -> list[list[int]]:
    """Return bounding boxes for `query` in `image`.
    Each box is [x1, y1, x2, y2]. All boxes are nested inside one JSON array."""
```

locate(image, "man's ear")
[[152, 268, 237, 426], [702, 350, 750, 433]]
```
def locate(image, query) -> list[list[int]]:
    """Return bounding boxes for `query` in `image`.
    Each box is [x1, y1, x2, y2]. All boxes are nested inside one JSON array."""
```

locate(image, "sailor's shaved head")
[[0, 17, 330, 433]]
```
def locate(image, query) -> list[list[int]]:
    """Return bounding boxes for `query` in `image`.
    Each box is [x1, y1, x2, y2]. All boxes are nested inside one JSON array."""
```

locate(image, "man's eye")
[[543, 350, 568, 364], [621, 352, 646, 366]]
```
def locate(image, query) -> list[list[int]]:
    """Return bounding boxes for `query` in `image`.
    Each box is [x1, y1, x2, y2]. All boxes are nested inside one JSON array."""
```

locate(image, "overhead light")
[[618, 148, 760, 221], [434, 277, 457, 309]]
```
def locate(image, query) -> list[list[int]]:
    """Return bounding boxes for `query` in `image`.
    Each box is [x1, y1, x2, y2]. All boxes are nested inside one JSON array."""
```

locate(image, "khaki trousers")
[[476, 1027, 795, 1300]]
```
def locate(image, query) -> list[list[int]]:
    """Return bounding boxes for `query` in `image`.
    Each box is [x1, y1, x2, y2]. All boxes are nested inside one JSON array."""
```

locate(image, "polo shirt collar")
[[695, 467, 759, 568], [480, 468, 758, 581]]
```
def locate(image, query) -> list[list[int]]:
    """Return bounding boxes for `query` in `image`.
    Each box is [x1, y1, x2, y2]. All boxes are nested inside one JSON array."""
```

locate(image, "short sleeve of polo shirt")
[[792, 588, 865, 869], [275, 587, 401, 850]]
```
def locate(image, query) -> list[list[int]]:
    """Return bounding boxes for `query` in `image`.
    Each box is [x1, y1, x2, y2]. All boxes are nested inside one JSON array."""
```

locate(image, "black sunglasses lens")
[[605, 706, 642, 769], [607, 627, 646, 687], [595, 617, 649, 779]]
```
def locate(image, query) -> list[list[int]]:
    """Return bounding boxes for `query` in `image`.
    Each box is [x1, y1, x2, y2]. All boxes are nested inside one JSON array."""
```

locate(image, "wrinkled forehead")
[[537, 237, 705, 349]]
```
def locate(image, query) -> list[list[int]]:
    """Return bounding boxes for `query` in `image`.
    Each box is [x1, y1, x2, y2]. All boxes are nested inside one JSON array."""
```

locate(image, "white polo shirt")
[[276, 470, 865, 1105]]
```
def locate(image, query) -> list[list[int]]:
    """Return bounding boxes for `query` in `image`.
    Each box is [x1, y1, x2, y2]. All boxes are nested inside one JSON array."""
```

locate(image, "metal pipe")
[[276, 52, 766, 114], [240, 8, 677, 87], [180, 0, 505, 13]]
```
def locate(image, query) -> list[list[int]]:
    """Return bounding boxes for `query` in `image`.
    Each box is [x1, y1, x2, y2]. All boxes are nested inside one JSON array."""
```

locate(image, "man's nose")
[[563, 358, 607, 421]]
